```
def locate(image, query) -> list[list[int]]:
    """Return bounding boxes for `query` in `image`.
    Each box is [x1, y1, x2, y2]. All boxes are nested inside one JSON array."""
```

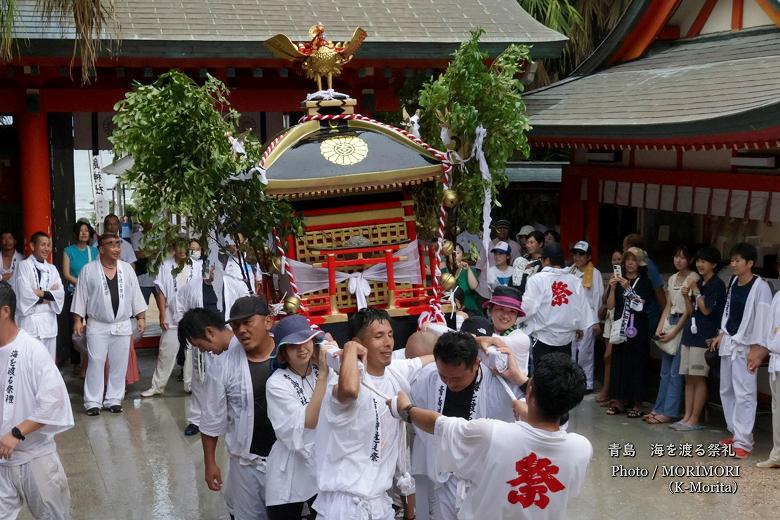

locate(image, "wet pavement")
[[23, 350, 779, 520]]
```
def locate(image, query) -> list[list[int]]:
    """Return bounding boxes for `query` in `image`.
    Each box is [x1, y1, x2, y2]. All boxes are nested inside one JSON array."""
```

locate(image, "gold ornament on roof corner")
[[442, 189, 458, 208], [441, 239, 455, 257], [269, 256, 283, 274], [440, 273, 457, 291], [283, 295, 302, 314], [264, 24, 368, 91]]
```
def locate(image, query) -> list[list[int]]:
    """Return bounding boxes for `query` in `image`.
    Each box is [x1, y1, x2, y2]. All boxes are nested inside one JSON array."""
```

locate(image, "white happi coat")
[[1, 251, 24, 287], [200, 336, 263, 464], [411, 363, 517, 487], [0, 330, 74, 466], [71, 260, 147, 333], [769, 292, 780, 377], [155, 258, 202, 328], [314, 358, 423, 501], [521, 267, 598, 346], [13, 258, 64, 340], [570, 265, 603, 320], [719, 276, 773, 358], [434, 417, 592, 520], [265, 366, 336, 506]]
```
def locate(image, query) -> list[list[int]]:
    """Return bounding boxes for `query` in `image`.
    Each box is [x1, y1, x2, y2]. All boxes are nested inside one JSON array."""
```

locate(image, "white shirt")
[[434, 417, 592, 520], [719, 276, 773, 357], [266, 366, 336, 505], [768, 292, 780, 375], [570, 264, 604, 317], [13, 257, 65, 340], [155, 258, 202, 328], [71, 260, 147, 334], [521, 267, 598, 346], [1, 251, 24, 283], [120, 240, 137, 265], [315, 358, 423, 499], [0, 330, 74, 466]]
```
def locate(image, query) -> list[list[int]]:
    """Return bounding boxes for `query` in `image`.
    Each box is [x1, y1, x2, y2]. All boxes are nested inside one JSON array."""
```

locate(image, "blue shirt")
[[681, 276, 726, 347], [725, 276, 757, 336], [644, 257, 664, 332], [64, 244, 99, 290]]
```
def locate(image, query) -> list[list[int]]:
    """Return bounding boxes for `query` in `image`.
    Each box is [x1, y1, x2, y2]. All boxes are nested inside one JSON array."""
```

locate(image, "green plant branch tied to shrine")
[[110, 70, 300, 279], [413, 29, 532, 239]]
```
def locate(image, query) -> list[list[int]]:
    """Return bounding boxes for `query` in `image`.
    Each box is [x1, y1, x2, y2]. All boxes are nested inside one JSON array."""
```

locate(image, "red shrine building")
[[525, 0, 780, 275], [0, 0, 565, 260]]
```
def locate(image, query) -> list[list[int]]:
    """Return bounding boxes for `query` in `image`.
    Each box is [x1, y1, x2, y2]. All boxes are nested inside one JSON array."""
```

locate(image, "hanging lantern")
[[441, 239, 455, 257], [442, 189, 458, 208], [440, 273, 457, 291], [283, 295, 301, 314], [269, 256, 283, 274]]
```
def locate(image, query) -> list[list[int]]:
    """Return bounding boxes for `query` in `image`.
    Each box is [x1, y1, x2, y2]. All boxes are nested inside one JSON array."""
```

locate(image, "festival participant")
[[312, 307, 434, 520], [103, 214, 137, 266], [522, 243, 597, 372], [198, 296, 276, 520], [758, 285, 780, 468], [450, 244, 480, 314], [488, 242, 513, 289], [411, 329, 522, 520], [673, 247, 726, 432], [489, 220, 522, 264], [569, 241, 603, 392], [72, 234, 147, 416], [391, 352, 592, 520], [265, 315, 332, 519], [606, 247, 654, 418], [483, 286, 532, 374], [596, 249, 623, 406], [512, 230, 544, 296], [0, 231, 23, 284], [13, 232, 64, 361], [0, 281, 74, 520], [711, 243, 773, 459], [141, 240, 202, 398], [623, 234, 665, 333], [645, 246, 698, 425]]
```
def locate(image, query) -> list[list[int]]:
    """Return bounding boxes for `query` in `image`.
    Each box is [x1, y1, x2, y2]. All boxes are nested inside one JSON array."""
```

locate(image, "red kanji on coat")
[[506, 452, 565, 509], [550, 281, 573, 306]]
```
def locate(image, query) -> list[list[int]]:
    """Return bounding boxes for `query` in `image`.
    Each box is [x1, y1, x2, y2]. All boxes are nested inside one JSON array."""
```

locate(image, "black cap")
[[492, 219, 511, 229], [227, 296, 270, 323], [460, 316, 493, 337], [542, 242, 565, 266]]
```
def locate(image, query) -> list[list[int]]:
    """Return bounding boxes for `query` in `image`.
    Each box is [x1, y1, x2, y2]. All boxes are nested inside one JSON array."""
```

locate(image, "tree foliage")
[[412, 30, 532, 238], [110, 70, 298, 277]]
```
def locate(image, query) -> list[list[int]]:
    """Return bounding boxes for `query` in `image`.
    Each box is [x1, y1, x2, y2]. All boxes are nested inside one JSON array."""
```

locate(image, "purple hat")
[[482, 286, 525, 316]]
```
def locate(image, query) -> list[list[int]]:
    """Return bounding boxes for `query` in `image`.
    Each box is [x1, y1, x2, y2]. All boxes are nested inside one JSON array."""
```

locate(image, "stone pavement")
[[21, 350, 779, 519]]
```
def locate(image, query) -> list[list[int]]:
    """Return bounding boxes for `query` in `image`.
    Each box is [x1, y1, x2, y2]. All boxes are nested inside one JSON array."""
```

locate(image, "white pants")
[[36, 337, 56, 362], [313, 491, 394, 520], [225, 456, 268, 520], [572, 327, 595, 390], [433, 477, 459, 520], [719, 352, 757, 451], [150, 327, 179, 393], [186, 370, 206, 427], [84, 330, 130, 409], [183, 347, 193, 392], [0, 451, 71, 519], [413, 475, 437, 520], [770, 373, 780, 462]]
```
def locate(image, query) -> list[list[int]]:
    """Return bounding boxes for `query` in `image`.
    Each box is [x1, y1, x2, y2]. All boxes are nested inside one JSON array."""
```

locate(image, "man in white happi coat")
[[411, 326, 523, 520], [392, 352, 592, 520], [102, 214, 137, 266], [568, 241, 603, 392], [141, 240, 202, 398], [184, 297, 277, 520], [72, 234, 147, 416], [0, 231, 23, 284], [0, 281, 74, 519], [12, 233, 64, 361], [521, 243, 597, 373], [712, 242, 773, 459], [313, 307, 434, 520]]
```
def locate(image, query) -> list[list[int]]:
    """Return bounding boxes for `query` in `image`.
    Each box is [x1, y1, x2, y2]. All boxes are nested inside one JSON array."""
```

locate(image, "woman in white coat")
[[265, 315, 332, 519]]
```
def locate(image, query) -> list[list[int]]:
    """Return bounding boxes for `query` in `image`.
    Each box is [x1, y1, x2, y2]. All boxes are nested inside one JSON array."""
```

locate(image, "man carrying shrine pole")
[[390, 352, 592, 520]]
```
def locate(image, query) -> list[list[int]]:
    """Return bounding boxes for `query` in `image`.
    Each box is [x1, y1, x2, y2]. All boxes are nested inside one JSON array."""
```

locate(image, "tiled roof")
[[525, 27, 780, 140], [12, 0, 566, 58]]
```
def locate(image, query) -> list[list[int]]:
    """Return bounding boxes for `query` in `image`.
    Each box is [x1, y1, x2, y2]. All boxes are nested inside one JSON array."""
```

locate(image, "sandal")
[[645, 414, 673, 424], [606, 406, 625, 415], [641, 411, 657, 422], [627, 409, 643, 418]]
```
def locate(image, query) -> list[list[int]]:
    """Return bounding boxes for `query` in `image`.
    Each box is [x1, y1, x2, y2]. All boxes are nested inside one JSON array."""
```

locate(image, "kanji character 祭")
[[507, 452, 566, 509], [550, 281, 573, 307]]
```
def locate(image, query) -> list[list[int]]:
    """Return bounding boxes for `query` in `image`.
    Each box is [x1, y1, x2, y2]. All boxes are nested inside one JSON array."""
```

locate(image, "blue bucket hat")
[[274, 315, 324, 350]]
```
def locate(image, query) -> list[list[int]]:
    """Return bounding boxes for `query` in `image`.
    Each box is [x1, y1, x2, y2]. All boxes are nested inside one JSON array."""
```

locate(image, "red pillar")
[[559, 168, 584, 254], [18, 110, 52, 250], [586, 178, 600, 261]]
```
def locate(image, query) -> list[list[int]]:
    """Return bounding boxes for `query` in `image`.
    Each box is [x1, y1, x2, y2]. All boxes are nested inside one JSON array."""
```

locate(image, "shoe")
[[109, 405, 123, 413], [140, 388, 162, 398], [733, 448, 750, 459], [674, 423, 704, 432], [86, 407, 100, 416], [756, 458, 780, 468], [184, 424, 200, 436], [669, 420, 686, 430], [719, 437, 734, 445]]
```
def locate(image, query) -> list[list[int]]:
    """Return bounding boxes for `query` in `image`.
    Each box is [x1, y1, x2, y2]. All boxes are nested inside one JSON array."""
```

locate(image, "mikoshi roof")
[[261, 115, 444, 199], [524, 26, 780, 148], [12, 0, 567, 59]]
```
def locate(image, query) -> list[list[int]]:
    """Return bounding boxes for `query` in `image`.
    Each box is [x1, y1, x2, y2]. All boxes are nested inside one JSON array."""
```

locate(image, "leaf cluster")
[[110, 70, 298, 274], [413, 30, 532, 238]]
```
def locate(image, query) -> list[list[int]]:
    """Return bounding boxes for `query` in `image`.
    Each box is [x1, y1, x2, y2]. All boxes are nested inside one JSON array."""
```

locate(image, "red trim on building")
[[687, 0, 719, 38], [732, 0, 744, 30], [609, 0, 681, 64]]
